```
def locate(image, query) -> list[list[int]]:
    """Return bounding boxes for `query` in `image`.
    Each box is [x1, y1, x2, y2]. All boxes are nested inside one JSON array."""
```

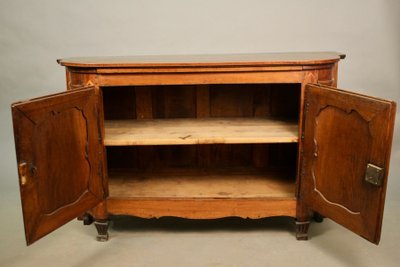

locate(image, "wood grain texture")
[[107, 198, 297, 219], [58, 52, 343, 68], [12, 87, 105, 245], [302, 84, 396, 244], [108, 168, 295, 198], [135, 87, 153, 119], [104, 118, 299, 146], [106, 144, 297, 170], [102, 87, 136, 120], [97, 71, 306, 87], [151, 85, 197, 118]]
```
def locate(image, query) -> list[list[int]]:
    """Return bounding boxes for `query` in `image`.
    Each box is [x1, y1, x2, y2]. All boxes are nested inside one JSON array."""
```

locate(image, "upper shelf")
[[104, 118, 298, 146], [58, 52, 345, 68]]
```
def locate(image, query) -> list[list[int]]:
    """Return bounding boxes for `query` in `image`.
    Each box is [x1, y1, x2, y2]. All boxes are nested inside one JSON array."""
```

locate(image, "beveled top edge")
[[57, 52, 345, 68]]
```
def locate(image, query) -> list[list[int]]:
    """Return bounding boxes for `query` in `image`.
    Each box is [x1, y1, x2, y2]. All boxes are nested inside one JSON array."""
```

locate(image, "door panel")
[[302, 84, 396, 244], [12, 87, 105, 245]]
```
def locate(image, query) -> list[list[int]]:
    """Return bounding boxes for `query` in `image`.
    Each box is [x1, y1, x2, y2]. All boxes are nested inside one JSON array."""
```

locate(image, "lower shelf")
[[108, 168, 295, 199], [107, 168, 297, 219]]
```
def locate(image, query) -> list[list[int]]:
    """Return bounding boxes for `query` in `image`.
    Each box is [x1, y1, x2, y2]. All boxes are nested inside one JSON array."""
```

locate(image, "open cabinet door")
[[12, 87, 105, 245], [302, 84, 396, 244]]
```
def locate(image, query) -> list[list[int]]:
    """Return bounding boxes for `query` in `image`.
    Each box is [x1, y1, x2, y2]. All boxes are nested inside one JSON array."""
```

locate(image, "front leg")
[[94, 219, 109, 242], [295, 199, 311, 240], [295, 220, 310, 240], [92, 201, 109, 242]]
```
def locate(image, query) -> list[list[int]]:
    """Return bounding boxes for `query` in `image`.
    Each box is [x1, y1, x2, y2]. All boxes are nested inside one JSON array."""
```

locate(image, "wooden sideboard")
[[12, 52, 396, 245]]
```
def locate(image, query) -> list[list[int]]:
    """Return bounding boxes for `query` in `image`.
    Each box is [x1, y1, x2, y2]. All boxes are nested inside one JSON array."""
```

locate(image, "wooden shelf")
[[104, 118, 298, 146], [108, 168, 295, 199]]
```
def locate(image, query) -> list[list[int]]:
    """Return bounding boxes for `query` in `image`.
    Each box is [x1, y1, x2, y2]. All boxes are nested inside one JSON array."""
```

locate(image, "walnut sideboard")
[[12, 52, 396, 245]]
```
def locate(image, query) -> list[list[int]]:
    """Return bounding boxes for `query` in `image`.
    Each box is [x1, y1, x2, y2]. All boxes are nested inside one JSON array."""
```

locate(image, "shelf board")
[[104, 118, 298, 146], [108, 168, 295, 199]]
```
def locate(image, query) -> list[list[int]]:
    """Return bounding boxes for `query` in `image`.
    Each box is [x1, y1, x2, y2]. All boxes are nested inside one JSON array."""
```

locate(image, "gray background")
[[0, 0, 399, 266]]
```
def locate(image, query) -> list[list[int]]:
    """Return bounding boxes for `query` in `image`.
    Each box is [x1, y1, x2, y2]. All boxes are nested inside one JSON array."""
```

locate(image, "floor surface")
[[0, 190, 399, 267]]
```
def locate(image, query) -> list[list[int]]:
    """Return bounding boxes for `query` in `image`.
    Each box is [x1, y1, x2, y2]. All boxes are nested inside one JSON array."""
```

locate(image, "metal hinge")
[[365, 163, 384, 186]]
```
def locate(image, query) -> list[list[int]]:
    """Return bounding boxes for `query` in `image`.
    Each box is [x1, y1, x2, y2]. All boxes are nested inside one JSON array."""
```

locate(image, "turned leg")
[[92, 201, 109, 242], [94, 219, 109, 242], [295, 204, 311, 241], [295, 198, 312, 241], [295, 220, 310, 240]]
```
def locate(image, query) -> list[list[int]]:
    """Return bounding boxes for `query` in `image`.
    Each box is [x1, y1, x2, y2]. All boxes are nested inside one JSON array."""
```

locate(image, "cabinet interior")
[[101, 84, 301, 199]]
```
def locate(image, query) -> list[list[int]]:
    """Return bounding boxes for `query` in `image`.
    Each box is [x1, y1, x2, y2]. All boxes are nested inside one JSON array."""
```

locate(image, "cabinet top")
[[58, 52, 345, 68]]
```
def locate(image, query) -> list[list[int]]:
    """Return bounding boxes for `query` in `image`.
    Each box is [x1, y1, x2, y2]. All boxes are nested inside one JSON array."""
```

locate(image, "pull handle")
[[18, 162, 29, 186]]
